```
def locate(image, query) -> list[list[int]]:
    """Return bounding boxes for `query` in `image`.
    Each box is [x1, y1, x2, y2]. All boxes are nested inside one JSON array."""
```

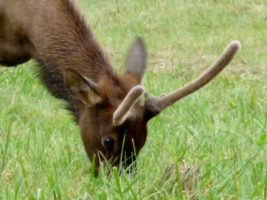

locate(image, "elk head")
[[64, 38, 241, 173]]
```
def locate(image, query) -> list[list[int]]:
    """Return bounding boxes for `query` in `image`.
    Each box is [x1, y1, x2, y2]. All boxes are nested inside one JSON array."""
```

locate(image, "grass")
[[0, 0, 267, 199]]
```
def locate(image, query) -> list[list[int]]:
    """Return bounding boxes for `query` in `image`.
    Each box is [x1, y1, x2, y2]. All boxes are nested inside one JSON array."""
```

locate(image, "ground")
[[0, 0, 266, 199]]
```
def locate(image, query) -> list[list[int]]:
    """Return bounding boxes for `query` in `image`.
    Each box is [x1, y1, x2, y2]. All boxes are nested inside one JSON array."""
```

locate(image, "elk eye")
[[103, 137, 114, 151]]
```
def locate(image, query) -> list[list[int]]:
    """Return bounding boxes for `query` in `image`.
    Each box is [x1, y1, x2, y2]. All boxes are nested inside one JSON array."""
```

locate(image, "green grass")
[[1, 0, 267, 199]]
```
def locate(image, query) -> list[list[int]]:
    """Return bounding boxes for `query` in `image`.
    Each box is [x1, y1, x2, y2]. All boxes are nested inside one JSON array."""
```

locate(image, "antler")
[[145, 40, 241, 116], [113, 85, 145, 126]]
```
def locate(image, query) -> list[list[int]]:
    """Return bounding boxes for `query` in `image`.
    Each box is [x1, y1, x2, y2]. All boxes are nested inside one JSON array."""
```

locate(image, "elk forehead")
[[94, 74, 142, 108], [97, 77, 124, 106]]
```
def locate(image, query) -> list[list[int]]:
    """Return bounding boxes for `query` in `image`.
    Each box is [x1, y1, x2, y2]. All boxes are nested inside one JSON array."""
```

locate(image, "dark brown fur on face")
[[0, 0, 240, 174]]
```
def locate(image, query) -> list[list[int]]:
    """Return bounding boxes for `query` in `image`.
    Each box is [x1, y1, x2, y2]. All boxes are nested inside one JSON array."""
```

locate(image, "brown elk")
[[0, 0, 240, 174]]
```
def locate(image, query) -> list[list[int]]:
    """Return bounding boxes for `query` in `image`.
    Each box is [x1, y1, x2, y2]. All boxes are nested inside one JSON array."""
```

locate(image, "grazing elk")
[[0, 0, 240, 173]]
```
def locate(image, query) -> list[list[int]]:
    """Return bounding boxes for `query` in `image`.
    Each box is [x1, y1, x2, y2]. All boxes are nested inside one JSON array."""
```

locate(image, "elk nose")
[[102, 137, 115, 151]]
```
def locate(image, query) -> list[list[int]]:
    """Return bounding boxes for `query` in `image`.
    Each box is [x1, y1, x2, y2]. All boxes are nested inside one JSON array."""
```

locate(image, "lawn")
[[0, 0, 266, 199]]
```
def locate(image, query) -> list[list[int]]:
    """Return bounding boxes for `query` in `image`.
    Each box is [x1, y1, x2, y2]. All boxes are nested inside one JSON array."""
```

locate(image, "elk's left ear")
[[125, 37, 147, 82], [64, 69, 103, 106]]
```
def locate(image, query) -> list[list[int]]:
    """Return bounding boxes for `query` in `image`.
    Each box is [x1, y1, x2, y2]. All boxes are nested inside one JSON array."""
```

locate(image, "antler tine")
[[113, 85, 145, 127], [146, 41, 241, 114]]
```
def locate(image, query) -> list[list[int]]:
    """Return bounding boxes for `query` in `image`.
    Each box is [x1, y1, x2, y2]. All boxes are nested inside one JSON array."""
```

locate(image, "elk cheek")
[[135, 124, 148, 153], [123, 123, 147, 158]]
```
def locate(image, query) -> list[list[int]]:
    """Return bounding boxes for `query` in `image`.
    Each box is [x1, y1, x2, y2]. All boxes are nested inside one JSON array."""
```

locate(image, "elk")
[[0, 0, 241, 174]]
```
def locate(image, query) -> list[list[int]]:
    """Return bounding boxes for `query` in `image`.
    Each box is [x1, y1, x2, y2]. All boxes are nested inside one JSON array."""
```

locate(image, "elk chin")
[[112, 152, 138, 175]]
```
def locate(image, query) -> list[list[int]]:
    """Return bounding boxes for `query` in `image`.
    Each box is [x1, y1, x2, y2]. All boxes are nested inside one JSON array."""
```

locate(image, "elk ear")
[[125, 37, 147, 82], [64, 69, 102, 106]]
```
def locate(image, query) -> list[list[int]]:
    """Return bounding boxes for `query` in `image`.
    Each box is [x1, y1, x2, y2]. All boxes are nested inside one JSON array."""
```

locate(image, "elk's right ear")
[[125, 37, 147, 82], [64, 69, 102, 106]]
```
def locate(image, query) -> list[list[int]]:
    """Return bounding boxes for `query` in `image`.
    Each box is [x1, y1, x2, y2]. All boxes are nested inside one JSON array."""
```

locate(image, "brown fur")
[[0, 0, 148, 173]]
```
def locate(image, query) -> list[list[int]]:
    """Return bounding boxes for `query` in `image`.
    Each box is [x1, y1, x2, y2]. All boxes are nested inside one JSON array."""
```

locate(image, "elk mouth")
[[114, 152, 137, 175], [97, 150, 137, 175]]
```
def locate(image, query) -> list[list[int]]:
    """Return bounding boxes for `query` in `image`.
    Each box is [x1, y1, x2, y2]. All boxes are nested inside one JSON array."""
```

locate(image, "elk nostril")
[[103, 137, 114, 151]]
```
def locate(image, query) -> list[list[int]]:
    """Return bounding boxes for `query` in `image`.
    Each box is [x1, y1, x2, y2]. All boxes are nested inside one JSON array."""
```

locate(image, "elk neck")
[[25, 0, 122, 119]]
